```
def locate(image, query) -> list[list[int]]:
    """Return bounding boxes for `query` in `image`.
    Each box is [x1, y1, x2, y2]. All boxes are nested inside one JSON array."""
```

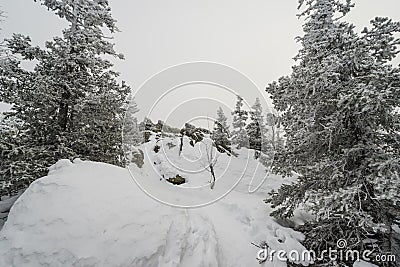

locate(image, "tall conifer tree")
[[266, 0, 400, 264], [212, 107, 231, 153], [0, 0, 130, 196], [231, 95, 249, 149]]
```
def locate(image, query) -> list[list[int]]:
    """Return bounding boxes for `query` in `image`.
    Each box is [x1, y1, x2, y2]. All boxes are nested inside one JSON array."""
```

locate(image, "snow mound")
[[0, 142, 308, 266]]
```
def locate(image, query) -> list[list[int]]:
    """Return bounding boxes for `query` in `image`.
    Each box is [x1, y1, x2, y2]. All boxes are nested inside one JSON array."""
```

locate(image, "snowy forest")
[[0, 0, 399, 266]]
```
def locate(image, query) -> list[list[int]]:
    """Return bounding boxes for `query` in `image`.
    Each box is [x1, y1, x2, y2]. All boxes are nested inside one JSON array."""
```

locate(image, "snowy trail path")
[[0, 137, 310, 266]]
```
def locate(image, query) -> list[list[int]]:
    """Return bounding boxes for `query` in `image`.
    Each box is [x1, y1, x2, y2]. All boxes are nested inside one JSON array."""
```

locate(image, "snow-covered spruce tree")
[[257, 113, 282, 169], [0, 8, 17, 103], [211, 107, 231, 154], [231, 95, 249, 149], [265, 0, 400, 264], [0, 9, 42, 197], [0, 0, 129, 195], [265, 113, 284, 151], [122, 93, 142, 164], [246, 98, 266, 159], [0, 114, 31, 197], [0, 9, 5, 63], [0, 18, 25, 106]]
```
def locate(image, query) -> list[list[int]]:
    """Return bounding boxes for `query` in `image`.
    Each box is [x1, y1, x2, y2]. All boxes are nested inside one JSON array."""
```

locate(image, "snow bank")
[[0, 139, 308, 266]]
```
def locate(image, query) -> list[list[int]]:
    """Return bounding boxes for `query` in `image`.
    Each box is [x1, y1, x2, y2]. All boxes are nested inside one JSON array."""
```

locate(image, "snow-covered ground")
[[0, 134, 313, 266]]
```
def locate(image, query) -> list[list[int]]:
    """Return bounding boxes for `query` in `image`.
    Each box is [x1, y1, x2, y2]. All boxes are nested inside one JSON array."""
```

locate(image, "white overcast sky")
[[1, 0, 400, 127]]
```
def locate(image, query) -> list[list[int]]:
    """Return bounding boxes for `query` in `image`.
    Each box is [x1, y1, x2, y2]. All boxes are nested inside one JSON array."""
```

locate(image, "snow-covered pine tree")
[[122, 93, 142, 164], [0, 114, 31, 197], [0, 9, 6, 101], [0, 0, 130, 195], [257, 113, 281, 169], [0, 9, 18, 103], [0, 9, 5, 63], [211, 107, 231, 154], [265, 113, 283, 150], [0, 14, 24, 106], [231, 95, 249, 149], [0, 9, 41, 197], [246, 98, 266, 158], [265, 0, 400, 264]]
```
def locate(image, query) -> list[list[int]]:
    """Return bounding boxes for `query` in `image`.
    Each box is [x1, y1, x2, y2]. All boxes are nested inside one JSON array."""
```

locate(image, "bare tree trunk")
[[179, 134, 184, 156], [210, 164, 216, 189]]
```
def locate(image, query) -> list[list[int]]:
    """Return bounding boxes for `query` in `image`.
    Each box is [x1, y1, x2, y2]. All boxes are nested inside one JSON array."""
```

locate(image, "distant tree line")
[[211, 96, 283, 160]]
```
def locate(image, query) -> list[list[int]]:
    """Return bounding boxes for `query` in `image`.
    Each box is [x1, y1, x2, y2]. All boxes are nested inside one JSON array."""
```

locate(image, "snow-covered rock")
[[0, 193, 21, 230]]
